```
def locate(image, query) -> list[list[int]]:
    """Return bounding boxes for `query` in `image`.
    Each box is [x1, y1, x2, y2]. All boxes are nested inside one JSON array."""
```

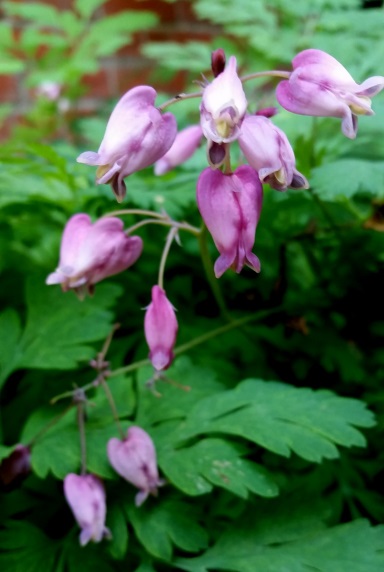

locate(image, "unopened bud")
[[211, 49, 226, 77]]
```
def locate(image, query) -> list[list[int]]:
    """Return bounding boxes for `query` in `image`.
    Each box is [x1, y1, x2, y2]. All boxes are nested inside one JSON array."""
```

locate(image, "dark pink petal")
[[144, 286, 178, 371]]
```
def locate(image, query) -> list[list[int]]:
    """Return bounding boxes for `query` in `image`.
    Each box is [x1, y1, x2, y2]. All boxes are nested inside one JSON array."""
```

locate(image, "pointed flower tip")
[[144, 286, 178, 371]]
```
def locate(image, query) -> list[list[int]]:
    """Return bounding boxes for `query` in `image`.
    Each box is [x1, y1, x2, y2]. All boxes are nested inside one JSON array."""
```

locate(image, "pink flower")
[[46, 214, 142, 297], [77, 86, 177, 201], [197, 166, 262, 278], [63, 473, 110, 546], [144, 286, 178, 371], [276, 49, 384, 139], [107, 426, 164, 507], [0, 445, 30, 488], [200, 56, 247, 144], [238, 115, 308, 190], [154, 125, 203, 175]]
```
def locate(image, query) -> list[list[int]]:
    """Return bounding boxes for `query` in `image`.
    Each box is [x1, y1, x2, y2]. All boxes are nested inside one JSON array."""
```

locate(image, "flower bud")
[[276, 49, 384, 139], [46, 214, 143, 297], [77, 86, 177, 201], [0, 445, 30, 489], [197, 166, 262, 278], [144, 285, 178, 371], [107, 427, 164, 506], [211, 48, 226, 77], [64, 473, 111, 546], [154, 125, 202, 175], [200, 56, 247, 144], [238, 115, 308, 190]]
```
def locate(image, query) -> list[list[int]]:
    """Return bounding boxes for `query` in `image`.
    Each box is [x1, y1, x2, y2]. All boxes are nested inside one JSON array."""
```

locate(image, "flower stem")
[[198, 224, 230, 319], [158, 91, 203, 112], [241, 70, 291, 83], [158, 227, 179, 289], [77, 403, 87, 475], [100, 377, 125, 439], [26, 404, 74, 447], [126, 218, 200, 236], [102, 209, 165, 219]]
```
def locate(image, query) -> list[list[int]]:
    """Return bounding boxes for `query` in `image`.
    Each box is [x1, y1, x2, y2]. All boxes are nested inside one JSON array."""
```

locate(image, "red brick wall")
[[0, 0, 218, 112]]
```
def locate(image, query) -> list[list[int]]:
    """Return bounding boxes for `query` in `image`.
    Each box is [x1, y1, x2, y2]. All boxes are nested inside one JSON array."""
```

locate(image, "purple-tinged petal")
[[64, 474, 110, 546], [144, 286, 178, 371], [201, 56, 247, 143], [107, 427, 163, 504], [47, 215, 142, 294], [197, 166, 262, 277], [77, 151, 103, 166], [154, 125, 203, 175]]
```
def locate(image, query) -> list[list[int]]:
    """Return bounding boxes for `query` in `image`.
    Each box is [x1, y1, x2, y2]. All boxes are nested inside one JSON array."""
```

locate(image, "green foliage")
[[1, 0, 384, 571]]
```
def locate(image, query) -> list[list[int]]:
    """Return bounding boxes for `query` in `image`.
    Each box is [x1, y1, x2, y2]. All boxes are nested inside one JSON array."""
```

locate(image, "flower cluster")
[[41, 48, 384, 545]]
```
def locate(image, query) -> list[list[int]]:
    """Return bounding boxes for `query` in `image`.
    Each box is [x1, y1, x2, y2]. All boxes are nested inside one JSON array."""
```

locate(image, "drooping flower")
[[144, 285, 178, 371], [154, 125, 203, 175], [0, 444, 30, 488], [107, 426, 164, 507], [197, 166, 262, 278], [238, 115, 308, 190], [211, 48, 226, 77], [276, 49, 384, 139], [63, 473, 111, 546], [77, 86, 177, 201], [200, 56, 247, 144], [46, 214, 142, 296]]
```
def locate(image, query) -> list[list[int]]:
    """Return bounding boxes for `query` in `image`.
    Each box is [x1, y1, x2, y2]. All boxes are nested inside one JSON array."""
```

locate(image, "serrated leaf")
[[128, 499, 208, 561], [75, 0, 105, 19], [22, 374, 134, 479], [159, 438, 279, 498], [136, 356, 225, 426], [312, 159, 384, 200], [177, 502, 384, 572], [18, 277, 122, 371], [0, 521, 59, 572], [178, 379, 375, 462]]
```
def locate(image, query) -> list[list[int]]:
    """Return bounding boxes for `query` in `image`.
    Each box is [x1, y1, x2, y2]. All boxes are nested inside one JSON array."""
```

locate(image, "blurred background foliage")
[[1, 0, 384, 571]]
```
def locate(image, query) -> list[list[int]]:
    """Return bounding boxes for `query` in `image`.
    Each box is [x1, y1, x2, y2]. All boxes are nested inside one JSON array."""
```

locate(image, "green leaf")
[[136, 356, 225, 426], [128, 499, 208, 561], [311, 159, 384, 201], [106, 502, 129, 560], [75, 0, 105, 19], [178, 379, 375, 462], [22, 374, 135, 479], [0, 309, 22, 388], [176, 501, 384, 572], [3, 2, 61, 27], [159, 438, 279, 498], [0, 276, 122, 379], [0, 521, 59, 572]]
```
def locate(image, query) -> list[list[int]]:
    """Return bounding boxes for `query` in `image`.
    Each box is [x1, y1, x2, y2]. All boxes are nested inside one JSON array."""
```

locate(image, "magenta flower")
[[144, 285, 178, 371], [238, 115, 308, 190], [77, 86, 177, 201], [46, 214, 142, 297], [200, 56, 247, 144], [154, 125, 203, 175], [276, 49, 384, 139], [197, 166, 262, 278], [64, 473, 110, 546], [107, 426, 164, 506]]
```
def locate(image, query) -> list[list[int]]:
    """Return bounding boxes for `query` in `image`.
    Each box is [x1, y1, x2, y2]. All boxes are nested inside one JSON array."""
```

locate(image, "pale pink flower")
[[144, 285, 178, 371], [154, 125, 203, 175], [197, 166, 263, 278], [276, 49, 384, 138], [107, 427, 164, 506], [200, 56, 247, 144], [238, 115, 308, 190], [64, 473, 110, 546], [46, 214, 142, 296], [77, 86, 177, 201]]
